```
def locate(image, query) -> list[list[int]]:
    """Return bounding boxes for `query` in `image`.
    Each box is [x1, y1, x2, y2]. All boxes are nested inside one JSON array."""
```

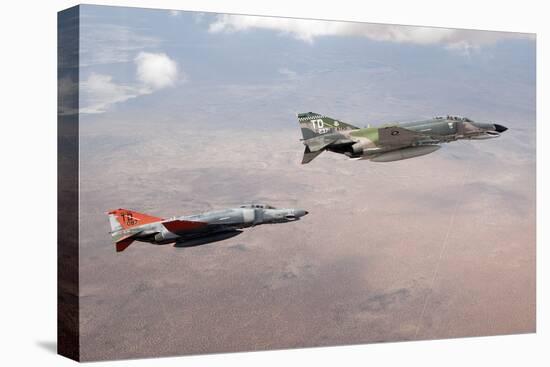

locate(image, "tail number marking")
[[311, 119, 329, 134], [121, 212, 138, 226]]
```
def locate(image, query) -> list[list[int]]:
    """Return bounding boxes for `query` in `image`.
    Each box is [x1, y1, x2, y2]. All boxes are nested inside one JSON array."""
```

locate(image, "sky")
[[76, 5, 536, 361], [79, 5, 535, 124]]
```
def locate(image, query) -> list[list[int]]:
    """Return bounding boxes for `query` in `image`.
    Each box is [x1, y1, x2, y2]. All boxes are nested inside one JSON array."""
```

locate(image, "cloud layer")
[[80, 24, 162, 66], [80, 73, 139, 114], [209, 14, 533, 52], [80, 52, 180, 114]]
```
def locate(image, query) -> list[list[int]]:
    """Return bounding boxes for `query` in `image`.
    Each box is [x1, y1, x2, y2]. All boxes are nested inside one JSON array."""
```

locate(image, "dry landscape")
[[78, 115, 535, 360]]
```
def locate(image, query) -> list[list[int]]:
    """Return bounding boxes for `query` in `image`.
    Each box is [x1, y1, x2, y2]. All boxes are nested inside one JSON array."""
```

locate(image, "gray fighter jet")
[[297, 112, 508, 163], [107, 204, 309, 252]]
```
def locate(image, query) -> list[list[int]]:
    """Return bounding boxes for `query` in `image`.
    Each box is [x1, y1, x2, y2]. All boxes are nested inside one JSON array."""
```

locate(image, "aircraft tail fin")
[[107, 208, 163, 231], [107, 209, 163, 252], [297, 112, 359, 139]]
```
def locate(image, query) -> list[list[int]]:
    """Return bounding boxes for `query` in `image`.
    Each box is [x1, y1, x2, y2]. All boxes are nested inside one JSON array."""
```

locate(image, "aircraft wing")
[[378, 126, 433, 147]]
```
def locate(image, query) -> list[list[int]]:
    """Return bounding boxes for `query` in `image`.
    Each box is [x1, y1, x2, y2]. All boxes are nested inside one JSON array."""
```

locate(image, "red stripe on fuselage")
[[162, 219, 207, 233]]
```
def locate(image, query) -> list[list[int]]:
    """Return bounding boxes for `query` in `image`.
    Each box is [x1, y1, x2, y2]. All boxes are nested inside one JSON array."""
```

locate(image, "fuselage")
[[109, 204, 308, 248], [313, 115, 507, 161]]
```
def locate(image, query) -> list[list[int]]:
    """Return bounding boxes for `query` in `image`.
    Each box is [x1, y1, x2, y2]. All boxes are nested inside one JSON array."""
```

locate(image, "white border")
[[0, 0, 546, 366]]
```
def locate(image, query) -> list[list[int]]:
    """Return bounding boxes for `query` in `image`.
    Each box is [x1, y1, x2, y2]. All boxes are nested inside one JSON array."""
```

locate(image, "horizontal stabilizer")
[[115, 233, 140, 252], [302, 146, 324, 164]]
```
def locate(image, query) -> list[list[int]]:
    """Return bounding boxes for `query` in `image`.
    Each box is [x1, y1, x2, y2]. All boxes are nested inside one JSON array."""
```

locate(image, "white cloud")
[[135, 52, 180, 90], [168, 10, 206, 23], [193, 12, 205, 23], [80, 73, 141, 114], [80, 53, 180, 114], [444, 40, 477, 57], [209, 14, 534, 51], [278, 67, 298, 79]]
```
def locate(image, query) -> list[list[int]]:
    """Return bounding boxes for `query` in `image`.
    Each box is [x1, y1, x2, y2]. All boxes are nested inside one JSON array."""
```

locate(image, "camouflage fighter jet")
[[297, 112, 508, 164], [107, 204, 309, 252]]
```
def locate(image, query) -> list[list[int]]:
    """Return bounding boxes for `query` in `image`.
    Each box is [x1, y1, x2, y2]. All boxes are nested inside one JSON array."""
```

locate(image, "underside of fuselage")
[[326, 142, 363, 158], [138, 225, 240, 245], [326, 140, 444, 161], [173, 230, 243, 247]]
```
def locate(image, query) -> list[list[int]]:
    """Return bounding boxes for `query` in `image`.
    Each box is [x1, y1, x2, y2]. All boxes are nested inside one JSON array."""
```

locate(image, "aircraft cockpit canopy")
[[438, 115, 473, 122], [240, 203, 276, 209]]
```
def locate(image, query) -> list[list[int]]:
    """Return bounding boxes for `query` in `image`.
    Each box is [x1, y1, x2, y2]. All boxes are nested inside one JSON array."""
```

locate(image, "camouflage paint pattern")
[[297, 112, 508, 163]]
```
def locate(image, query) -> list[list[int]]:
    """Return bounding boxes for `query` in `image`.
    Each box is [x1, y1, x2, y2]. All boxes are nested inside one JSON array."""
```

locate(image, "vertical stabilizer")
[[297, 112, 358, 139]]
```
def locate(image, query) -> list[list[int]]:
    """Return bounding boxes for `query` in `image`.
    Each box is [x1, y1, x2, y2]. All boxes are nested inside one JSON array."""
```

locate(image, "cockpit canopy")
[[240, 203, 276, 209], [435, 115, 473, 122]]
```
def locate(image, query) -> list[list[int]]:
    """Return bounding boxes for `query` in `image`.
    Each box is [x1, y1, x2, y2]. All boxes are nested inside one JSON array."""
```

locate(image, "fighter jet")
[[297, 112, 508, 164], [107, 204, 309, 252]]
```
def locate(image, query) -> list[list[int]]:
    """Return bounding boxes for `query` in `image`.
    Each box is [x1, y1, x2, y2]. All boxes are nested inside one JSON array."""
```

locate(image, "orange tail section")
[[108, 209, 164, 252], [108, 208, 163, 230]]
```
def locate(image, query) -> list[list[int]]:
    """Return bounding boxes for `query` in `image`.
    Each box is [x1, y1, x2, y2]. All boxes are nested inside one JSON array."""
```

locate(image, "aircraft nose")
[[294, 209, 308, 218], [494, 124, 508, 133]]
